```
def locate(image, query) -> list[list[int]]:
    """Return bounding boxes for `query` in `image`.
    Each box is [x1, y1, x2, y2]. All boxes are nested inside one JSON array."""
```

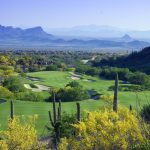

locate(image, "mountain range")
[[0, 25, 150, 50], [47, 25, 150, 39]]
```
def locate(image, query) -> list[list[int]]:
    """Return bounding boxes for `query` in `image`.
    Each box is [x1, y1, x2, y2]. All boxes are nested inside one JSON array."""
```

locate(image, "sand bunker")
[[24, 84, 50, 92], [70, 76, 80, 80], [69, 72, 82, 80], [69, 72, 81, 77], [81, 59, 89, 64]]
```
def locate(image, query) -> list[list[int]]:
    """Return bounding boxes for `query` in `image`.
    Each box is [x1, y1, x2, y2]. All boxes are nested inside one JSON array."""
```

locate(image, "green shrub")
[[3, 76, 25, 93], [0, 86, 14, 99], [132, 141, 150, 150], [49, 81, 89, 102], [15, 91, 43, 102], [46, 64, 58, 71], [140, 104, 150, 123]]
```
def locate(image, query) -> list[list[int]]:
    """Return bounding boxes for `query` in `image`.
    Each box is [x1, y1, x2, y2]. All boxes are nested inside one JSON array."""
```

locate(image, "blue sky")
[[0, 0, 150, 30]]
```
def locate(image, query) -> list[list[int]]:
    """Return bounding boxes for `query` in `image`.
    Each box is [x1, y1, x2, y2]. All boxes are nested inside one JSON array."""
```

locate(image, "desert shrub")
[[99, 67, 131, 81], [0, 116, 45, 150], [140, 104, 150, 123], [60, 113, 77, 138], [65, 68, 75, 72], [28, 65, 40, 72], [58, 108, 144, 150], [0, 86, 14, 99], [85, 67, 99, 76], [15, 91, 43, 102], [3, 76, 25, 93], [46, 64, 58, 71], [55, 87, 89, 102], [47, 112, 77, 139], [66, 81, 80, 88], [129, 72, 150, 86], [49, 81, 89, 102], [132, 140, 150, 150]]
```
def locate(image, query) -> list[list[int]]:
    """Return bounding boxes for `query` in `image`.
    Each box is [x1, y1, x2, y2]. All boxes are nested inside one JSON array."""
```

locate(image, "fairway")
[[0, 71, 150, 136], [26, 71, 115, 91], [26, 71, 150, 103], [0, 99, 104, 135]]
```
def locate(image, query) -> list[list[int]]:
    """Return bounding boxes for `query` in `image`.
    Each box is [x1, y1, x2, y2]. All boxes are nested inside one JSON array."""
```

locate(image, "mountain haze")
[[0, 25, 149, 50]]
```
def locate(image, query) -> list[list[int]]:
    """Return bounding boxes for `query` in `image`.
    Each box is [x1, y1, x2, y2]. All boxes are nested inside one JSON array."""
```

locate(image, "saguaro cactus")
[[113, 73, 118, 112], [48, 92, 61, 147], [76, 102, 80, 122], [10, 100, 14, 119]]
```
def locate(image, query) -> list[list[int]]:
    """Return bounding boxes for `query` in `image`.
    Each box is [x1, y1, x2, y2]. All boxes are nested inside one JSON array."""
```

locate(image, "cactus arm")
[[48, 111, 54, 127], [53, 92, 57, 124], [58, 99, 61, 121]]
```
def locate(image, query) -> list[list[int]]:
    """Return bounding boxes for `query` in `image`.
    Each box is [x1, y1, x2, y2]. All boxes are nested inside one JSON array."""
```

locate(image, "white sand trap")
[[69, 72, 81, 77], [71, 76, 80, 80], [24, 84, 32, 89], [34, 84, 50, 91], [24, 84, 50, 92], [81, 59, 89, 64]]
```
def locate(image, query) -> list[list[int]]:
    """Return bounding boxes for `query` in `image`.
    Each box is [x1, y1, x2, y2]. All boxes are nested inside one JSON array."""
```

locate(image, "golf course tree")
[[49, 81, 89, 102], [3, 76, 25, 93], [0, 86, 14, 99], [46, 64, 58, 71]]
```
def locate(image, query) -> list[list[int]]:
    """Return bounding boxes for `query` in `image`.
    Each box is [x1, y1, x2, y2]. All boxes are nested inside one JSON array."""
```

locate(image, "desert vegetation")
[[0, 49, 150, 149]]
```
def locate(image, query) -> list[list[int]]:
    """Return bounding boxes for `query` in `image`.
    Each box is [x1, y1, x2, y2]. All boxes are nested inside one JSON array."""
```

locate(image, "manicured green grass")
[[0, 99, 104, 136], [27, 71, 114, 91], [27, 71, 72, 88], [0, 91, 150, 136], [26, 71, 150, 106], [1, 71, 150, 136]]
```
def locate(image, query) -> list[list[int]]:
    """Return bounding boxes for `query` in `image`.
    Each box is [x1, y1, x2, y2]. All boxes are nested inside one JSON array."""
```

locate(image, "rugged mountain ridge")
[[0, 25, 149, 49]]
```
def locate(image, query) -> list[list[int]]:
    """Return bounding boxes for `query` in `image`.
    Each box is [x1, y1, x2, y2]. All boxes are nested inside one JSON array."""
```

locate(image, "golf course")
[[0, 71, 150, 135]]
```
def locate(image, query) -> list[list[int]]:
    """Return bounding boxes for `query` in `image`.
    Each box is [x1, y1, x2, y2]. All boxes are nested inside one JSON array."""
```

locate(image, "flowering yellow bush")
[[0, 140, 8, 150], [101, 94, 114, 104], [58, 108, 144, 150], [0, 116, 45, 150]]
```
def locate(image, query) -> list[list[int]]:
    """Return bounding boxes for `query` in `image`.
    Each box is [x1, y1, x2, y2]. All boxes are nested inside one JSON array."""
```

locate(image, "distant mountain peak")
[[0, 25, 149, 49], [122, 34, 132, 39], [120, 34, 133, 42], [0, 25, 54, 41], [24, 26, 47, 34], [25, 26, 43, 31]]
